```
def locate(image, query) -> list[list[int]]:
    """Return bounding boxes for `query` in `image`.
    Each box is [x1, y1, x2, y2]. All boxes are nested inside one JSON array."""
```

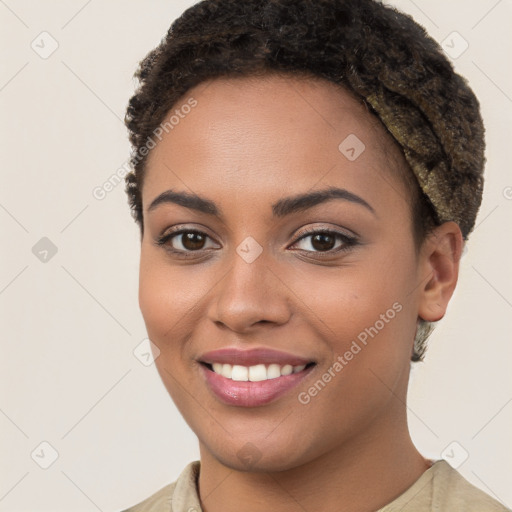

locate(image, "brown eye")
[[291, 229, 357, 254], [180, 232, 207, 250], [310, 233, 336, 251], [157, 229, 219, 253]]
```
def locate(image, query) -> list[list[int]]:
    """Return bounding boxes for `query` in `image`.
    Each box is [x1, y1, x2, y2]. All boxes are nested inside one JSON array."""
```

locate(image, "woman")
[[121, 0, 507, 510]]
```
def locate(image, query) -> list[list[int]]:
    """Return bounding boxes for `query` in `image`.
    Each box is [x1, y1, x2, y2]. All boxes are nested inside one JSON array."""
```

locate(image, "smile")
[[208, 362, 310, 381], [198, 348, 317, 407]]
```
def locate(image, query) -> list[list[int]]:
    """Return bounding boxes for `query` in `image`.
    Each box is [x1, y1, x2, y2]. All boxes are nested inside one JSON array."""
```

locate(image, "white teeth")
[[267, 364, 281, 379], [209, 362, 309, 381], [281, 364, 293, 376], [221, 363, 232, 379], [231, 365, 248, 381], [249, 364, 267, 382]]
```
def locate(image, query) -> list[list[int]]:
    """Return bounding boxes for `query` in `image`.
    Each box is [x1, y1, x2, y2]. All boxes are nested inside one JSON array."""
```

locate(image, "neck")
[[197, 414, 430, 512]]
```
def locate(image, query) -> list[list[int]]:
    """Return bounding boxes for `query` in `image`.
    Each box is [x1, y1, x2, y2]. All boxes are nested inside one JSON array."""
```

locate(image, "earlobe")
[[417, 222, 463, 323]]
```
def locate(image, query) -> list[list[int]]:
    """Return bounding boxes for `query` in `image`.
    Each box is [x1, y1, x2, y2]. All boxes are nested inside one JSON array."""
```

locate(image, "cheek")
[[138, 254, 169, 341], [293, 259, 413, 342], [288, 246, 418, 389], [289, 260, 415, 428], [138, 248, 196, 349], [138, 249, 202, 409]]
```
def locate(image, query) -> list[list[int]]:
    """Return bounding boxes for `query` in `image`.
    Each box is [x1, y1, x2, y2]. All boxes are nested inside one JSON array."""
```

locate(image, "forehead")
[[142, 73, 409, 217]]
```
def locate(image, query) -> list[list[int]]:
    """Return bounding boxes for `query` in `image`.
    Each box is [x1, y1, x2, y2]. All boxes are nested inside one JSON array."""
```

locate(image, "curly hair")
[[124, 0, 485, 362]]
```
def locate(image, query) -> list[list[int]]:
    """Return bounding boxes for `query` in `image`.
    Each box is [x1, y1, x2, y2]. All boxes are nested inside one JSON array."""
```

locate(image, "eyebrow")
[[147, 186, 376, 218]]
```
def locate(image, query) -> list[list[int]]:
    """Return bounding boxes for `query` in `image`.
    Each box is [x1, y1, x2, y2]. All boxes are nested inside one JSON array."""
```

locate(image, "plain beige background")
[[1, 1, 511, 511]]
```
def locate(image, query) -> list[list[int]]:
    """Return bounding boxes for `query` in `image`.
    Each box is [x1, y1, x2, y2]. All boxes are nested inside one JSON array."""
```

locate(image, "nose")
[[207, 249, 291, 333]]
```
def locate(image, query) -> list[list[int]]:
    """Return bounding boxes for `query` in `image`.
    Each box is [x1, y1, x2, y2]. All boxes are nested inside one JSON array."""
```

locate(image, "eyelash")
[[155, 226, 358, 259]]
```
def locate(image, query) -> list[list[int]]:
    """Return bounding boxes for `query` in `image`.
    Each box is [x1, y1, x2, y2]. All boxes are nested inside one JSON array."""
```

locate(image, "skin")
[[139, 74, 463, 512]]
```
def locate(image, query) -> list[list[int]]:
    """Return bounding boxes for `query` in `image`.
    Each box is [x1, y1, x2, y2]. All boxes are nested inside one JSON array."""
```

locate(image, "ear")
[[417, 221, 463, 322]]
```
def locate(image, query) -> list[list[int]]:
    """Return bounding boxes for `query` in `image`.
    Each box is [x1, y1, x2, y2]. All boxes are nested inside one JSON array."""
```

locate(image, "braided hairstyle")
[[124, 0, 485, 361]]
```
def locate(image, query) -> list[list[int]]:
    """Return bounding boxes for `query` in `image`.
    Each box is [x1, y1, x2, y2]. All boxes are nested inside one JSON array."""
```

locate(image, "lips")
[[199, 347, 313, 367], [198, 347, 316, 407]]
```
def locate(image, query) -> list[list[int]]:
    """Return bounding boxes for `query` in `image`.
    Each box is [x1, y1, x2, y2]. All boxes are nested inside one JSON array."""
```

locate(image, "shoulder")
[[432, 460, 509, 511], [120, 481, 177, 512], [119, 461, 201, 512], [378, 460, 509, 512]]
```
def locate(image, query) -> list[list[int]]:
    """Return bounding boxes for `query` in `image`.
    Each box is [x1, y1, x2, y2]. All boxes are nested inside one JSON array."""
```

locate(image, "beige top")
[[121, 459, 509, 512]]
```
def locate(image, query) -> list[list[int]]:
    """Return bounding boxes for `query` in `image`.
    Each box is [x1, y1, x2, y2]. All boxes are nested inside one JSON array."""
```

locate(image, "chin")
[[212, 447, 306, 473], [200, 429, 321, 473]]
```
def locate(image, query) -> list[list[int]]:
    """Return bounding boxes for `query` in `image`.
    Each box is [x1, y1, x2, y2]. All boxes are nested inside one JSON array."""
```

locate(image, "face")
[[139, 74, 425, 472]]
